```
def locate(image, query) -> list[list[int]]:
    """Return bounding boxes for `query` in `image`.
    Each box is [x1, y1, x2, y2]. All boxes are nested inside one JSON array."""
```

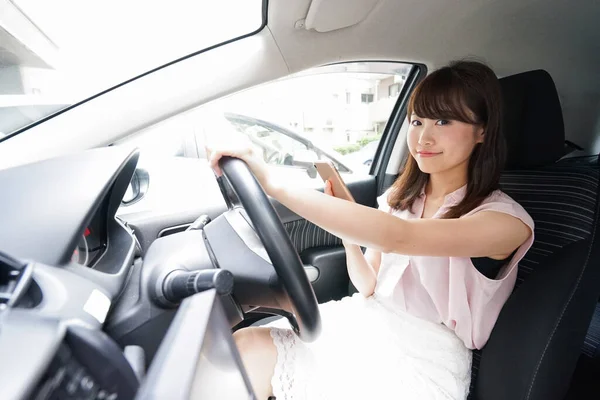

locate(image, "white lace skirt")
[[266, 293, 472, 400]]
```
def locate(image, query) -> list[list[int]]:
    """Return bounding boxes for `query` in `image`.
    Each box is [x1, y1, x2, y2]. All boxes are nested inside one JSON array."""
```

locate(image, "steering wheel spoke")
[[218, 156, 321, 342]]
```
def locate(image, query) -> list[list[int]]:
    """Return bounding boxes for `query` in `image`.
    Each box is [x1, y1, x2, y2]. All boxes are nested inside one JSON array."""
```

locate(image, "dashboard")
[[71, 201, 108, 268], [0, 147, 262, 400], [0, 148, 141, 399]]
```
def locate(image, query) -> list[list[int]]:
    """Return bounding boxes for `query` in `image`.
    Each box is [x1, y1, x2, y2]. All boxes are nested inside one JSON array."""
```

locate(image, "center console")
[[136, 289, 256, 400]]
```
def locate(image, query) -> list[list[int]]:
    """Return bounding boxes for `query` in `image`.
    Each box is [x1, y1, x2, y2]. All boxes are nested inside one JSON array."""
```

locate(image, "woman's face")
[[406, 113, 484, 174]]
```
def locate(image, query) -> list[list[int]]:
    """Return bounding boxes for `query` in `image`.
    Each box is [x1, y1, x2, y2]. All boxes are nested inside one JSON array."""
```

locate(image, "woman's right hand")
[[204, 118, 275, 194]]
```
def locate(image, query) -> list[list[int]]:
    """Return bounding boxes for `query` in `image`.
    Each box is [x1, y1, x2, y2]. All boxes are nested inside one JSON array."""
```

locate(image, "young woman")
[[206, 60, 534, 400]]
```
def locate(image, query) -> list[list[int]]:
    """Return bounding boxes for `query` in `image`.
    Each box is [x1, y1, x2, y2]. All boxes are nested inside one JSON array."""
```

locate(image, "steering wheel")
[[219, 156, 322, 342]]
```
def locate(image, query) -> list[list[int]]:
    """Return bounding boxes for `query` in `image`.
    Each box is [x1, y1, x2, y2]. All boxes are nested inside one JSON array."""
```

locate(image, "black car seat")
[[470, 70, 600, 400]]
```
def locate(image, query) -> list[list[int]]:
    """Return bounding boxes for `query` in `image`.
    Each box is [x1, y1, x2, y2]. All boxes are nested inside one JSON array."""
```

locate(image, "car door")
[[264, 64, 422, 303], [117, 61, 421, 304]]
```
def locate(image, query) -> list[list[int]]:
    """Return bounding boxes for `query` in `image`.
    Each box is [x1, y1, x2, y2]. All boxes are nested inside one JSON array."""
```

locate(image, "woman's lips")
[[417, 151, 442, 158]]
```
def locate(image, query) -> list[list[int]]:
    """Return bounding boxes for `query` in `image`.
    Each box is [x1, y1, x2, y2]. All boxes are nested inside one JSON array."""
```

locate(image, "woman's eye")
[[411, 120, 422, 126], [436, 119, 450, 126]]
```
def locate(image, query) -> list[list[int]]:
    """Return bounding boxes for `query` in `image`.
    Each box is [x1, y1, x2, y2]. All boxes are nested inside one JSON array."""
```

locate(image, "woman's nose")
[[418, 127, 434, 146]]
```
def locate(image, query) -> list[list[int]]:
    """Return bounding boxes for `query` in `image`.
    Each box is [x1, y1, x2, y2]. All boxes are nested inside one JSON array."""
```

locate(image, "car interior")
[[1, 0, 600, 399]]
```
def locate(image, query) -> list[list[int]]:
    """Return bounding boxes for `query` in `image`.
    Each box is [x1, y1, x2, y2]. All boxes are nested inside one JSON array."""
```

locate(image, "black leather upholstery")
[[284, 219, 342, 253], [582, 302, 600, 358], [501, 70, 565, 169], [470, 71, 600, 400]]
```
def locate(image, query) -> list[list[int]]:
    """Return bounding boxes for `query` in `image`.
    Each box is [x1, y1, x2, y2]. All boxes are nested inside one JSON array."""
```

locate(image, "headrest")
[[499, 70, 565, 169]]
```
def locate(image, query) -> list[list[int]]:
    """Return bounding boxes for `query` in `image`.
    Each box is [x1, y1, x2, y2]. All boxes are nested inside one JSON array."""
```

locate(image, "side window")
[[195, 62, 412, 186], [121, 62, 412, 186], [221, 113, 350, 175]]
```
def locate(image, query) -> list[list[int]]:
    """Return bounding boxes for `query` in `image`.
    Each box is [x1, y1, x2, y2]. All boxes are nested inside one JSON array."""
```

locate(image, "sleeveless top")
[[374, 185, 535, 350]]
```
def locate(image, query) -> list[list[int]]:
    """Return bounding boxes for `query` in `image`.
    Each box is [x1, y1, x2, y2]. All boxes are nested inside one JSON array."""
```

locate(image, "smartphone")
[[314, 161, 355, 202]]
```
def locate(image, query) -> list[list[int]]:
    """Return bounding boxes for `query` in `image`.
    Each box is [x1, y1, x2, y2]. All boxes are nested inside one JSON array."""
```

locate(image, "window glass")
[[122, 62, 413, 186], [2, 0, 263, 137]]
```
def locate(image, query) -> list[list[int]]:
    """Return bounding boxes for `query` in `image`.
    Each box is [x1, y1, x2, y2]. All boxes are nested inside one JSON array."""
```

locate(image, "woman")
[[206, 60, 534, 400]]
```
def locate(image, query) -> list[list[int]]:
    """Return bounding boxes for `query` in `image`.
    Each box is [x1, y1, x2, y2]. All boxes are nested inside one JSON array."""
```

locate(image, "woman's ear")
[[475, 126, 485, 143]]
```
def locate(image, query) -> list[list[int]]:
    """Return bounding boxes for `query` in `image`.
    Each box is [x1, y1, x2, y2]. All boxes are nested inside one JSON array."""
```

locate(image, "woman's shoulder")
[[469, 190, 534, 228], [377, 187, 393, 212], [482, 189, 522, 208]]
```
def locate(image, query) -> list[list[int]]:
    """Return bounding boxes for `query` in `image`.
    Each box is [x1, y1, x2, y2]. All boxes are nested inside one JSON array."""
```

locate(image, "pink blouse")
[[374, 185, 535, 350]]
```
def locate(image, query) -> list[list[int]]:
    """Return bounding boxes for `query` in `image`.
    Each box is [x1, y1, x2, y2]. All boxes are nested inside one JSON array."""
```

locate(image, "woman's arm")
[[206, 131, 531, 259], [343, 244, 381, 296], [324, 180, 382, 296], [269, 184, 531, 258]]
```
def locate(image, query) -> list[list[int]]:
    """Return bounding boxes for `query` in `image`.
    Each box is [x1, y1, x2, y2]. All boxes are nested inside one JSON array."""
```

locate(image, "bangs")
[[408, 68, 482, 125]]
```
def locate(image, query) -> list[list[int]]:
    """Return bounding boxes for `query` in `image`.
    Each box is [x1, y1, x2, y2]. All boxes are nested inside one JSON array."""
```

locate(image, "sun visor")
[[304, 0, 381, 32]]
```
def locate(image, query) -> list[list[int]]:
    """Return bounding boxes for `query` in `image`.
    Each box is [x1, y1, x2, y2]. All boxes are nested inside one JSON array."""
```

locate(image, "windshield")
[[0, 0, 264, 137]]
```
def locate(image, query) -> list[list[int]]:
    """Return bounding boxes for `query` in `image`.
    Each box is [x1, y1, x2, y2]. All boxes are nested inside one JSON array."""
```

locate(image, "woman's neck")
[[425, 166, 468, 200]]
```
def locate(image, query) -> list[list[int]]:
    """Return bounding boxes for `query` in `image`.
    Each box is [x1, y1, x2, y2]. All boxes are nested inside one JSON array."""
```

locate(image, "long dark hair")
[[388, 60, 505, 218]]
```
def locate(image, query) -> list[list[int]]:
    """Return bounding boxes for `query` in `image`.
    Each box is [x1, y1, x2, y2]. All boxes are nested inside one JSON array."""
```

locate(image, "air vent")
[[0, 252, 31, 312]]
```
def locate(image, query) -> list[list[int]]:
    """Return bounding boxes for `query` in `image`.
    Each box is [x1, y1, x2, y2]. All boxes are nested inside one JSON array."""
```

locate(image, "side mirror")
[[290, 160, 318, 179], [306, 164, 318, 179], [122, 168, 149, 206]]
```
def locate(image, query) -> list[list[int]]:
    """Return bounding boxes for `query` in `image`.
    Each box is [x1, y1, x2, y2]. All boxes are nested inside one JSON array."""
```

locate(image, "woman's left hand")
[[324, 179, 334, 196], [204, 121, 274, 194]]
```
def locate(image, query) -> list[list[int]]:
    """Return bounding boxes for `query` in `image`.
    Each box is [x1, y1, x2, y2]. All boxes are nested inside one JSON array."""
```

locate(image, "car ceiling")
[[268, 0, 600, 150]]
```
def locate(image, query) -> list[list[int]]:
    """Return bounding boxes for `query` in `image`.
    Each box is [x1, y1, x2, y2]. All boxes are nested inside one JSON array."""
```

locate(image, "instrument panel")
[[71, 207, 107, 268]]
